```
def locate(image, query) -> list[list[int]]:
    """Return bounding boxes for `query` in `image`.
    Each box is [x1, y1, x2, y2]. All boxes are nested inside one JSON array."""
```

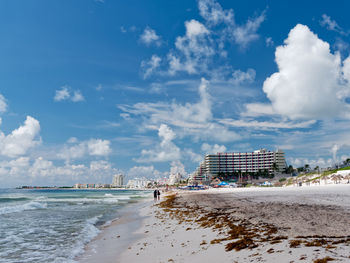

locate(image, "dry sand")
[[81, 185, 350, 263]]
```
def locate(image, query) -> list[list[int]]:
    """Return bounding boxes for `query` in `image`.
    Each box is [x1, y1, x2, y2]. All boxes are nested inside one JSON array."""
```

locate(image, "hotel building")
[[190, 149, 286, 183], [112, 174, 124, 187]]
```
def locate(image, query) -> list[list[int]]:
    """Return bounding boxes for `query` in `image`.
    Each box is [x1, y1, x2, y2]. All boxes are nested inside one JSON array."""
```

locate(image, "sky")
[[1, 0, 350, 187]]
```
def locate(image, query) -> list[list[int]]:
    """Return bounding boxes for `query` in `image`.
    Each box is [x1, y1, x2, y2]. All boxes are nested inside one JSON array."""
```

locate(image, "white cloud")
[[331, 144, 339, 161], [0, 94, 8, 113], [30, 157, 54, 177], [241, 103, 276, 117], [198, 0, 234, 26], [87, 139, 111, 156], [142, 0, 265, 77], [320, 14, 347, 35], [168, 20, 214, 75], [184, 148, 203, 163], [141, 55, 161, 79], [170, 160, 186, 176], [183, 123, 239, 142], [219, 118, 316, 129], [54, 86, 85, 102], [127, 165, 164, 179], [137, 124, 181, 163], [265, 37, 274, 47], [119, 78, 240, 142], [119, 78, 211, 127], [231, 12, 265, 48], [185, 19, 209, 37], [333, 37, 349, 53], [54, 86, 70, 101], [140, 27, 161, 46], [230, 68, 256, 85], [290, 157, 334, 169], [263, 24, 350, 120], [201, 143, 226, 153], [58, 138, 111, 160], [71, 91, 84, 102], [90, 160, 112, 171], [0, 116, 41, 158]]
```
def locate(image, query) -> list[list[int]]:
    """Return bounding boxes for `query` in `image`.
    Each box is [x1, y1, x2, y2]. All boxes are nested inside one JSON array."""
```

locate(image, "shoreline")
[[79, 185, 350, 263], [77, 197, 153, 263]]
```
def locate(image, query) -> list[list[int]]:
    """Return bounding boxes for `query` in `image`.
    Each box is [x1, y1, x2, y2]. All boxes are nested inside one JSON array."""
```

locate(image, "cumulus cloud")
[[170, 160, 186, 176], [198, 0, 265, 49], [263, 24, 350, 120], [54, 86, 85, 102], [184, 148, 203, 163], [141, 0, 265, 77], [136, 124, 181, 163], [58, 138, 111, 160], [140, 27, 161, 46], [290, 157, 334, 169], [0, 116, 41, 158], [168, 20, 214, 75], [0, 94, 8, 113], [331, 144, 339, 161], [127, 165, 164, 179], [87, 139, 111, 156], [0, 156, 120, 187], [198, 0, 234, 26], [201, 143, 226, 153], [141, 55, 161, 79]]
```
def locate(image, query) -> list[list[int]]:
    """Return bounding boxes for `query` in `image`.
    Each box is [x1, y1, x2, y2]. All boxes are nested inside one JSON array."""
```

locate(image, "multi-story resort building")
[[190, 149, 286, 184], [112, 174, 124, 187]]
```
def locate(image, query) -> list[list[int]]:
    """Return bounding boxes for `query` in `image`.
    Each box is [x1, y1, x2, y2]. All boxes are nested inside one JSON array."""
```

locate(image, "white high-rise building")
[[190, 149, 286, 183], [112, 174, 124, 187], [168, 173, 182, 185]]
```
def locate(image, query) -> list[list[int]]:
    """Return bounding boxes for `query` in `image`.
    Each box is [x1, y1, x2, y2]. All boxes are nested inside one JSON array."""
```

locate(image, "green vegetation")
[[337, 166, 350, 171]]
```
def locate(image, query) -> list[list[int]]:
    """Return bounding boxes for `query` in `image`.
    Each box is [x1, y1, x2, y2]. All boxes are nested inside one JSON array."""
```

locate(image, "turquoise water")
[[0, 188, 151, 263]]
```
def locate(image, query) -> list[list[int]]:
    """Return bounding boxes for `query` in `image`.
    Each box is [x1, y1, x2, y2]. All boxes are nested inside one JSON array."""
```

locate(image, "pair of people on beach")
[[153, 189, 160, 200]]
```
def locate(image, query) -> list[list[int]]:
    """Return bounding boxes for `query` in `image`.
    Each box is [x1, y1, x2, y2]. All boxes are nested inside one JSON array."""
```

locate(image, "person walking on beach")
[[153, 189, 158, 200], [157, 189, 161, 200]]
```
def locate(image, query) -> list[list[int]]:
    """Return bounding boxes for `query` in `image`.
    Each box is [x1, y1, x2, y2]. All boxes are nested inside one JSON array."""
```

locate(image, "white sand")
[[82, 185, 350, 263]]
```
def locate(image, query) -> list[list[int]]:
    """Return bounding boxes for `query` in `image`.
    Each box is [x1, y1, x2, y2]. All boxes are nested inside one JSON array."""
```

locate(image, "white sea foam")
[[0, 201, 47, 215], [68, 216, 101, 260]]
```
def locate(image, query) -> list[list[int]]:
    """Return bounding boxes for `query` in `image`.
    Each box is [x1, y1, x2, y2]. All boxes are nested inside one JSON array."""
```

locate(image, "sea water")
[[0, 188, 151, 263]]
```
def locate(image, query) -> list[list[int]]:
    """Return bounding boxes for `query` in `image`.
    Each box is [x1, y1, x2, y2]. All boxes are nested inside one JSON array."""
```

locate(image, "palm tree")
[[304, 164, 310, 172], [272, 162, 278, 177], [314, 166, 320, 174]]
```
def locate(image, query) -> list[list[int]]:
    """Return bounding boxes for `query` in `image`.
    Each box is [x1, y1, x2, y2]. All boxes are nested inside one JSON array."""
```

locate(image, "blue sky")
[[1, 0, 350, 186]]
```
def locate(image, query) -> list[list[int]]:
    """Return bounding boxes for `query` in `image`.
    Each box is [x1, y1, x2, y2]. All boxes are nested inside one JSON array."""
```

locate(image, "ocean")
[[0, 188, 151, 263]]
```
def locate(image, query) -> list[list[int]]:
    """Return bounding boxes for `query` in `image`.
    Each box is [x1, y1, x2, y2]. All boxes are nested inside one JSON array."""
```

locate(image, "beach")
[[83, 185, 350, 263]]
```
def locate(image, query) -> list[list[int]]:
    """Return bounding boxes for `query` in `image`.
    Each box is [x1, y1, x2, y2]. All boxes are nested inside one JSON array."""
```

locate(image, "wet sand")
[[78, 200, 151, 263]]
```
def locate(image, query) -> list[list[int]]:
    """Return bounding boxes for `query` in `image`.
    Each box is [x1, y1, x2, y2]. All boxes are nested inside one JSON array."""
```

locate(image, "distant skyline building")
[[168, 173, 182, 185], [126, 178, 152, 189], [191, 149, 286, 183], [112, 174, 124, 187]]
